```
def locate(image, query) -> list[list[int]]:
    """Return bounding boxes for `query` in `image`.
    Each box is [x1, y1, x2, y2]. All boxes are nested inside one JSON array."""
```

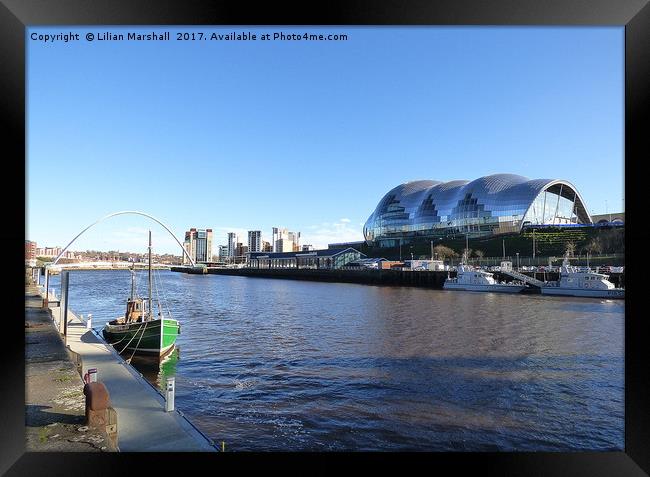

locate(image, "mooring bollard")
[[165, 377, 175, 412], [86, 313, 93, 330], [83, 381, 118, 449], [83, 382, 111, 426]]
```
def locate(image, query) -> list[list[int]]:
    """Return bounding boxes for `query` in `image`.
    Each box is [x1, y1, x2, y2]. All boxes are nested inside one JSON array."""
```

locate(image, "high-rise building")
[[183, 228, 213, 264], [227, 232, 238, 258], [275, 238, 293, 253], [196, 229, 212, 263], [218, 245, 228, 259], [272, 227, 301, 252], [235, 243, 248, 257], [183, 228, 196, 264], [271, 227, 284, 252], [288, 231, 301, 251], [207, 231, 214, 261], [248, 230, 262, 253], [262, 241, 272, 252]]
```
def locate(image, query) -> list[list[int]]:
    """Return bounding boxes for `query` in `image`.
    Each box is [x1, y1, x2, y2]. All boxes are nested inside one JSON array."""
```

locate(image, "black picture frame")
[[2, 0, 648, 474]]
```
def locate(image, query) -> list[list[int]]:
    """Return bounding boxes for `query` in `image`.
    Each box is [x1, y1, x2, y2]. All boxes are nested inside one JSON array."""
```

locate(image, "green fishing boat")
[[102, 231, 180, 357]]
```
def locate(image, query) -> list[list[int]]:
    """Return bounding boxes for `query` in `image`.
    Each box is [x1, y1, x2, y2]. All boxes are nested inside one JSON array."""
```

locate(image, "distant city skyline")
[[27, 26, 623, 255]]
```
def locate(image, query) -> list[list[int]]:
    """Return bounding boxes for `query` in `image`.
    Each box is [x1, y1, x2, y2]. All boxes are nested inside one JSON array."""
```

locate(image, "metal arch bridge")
[[51, 210, 196, 267]]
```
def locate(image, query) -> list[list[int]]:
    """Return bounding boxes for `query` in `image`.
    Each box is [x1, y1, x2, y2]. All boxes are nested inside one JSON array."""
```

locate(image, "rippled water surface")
[[47, 270, 624, 451]]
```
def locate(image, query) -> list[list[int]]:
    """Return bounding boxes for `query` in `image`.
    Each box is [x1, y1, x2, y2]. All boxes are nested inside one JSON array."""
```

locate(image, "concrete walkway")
[[25, 286, 113, 452], [45, 290, 216, 452]]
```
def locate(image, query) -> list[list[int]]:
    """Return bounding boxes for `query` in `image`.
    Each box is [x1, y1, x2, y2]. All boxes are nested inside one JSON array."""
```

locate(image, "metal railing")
[[445, 254, 624, 268], [499, 269, 546, 287]]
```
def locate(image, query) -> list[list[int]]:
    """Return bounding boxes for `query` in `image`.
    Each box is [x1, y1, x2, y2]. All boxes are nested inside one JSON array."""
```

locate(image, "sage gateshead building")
[[363, 174, 592, 247]]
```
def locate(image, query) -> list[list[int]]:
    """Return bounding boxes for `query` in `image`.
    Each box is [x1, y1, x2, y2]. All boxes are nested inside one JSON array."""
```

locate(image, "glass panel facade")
[[363, 174, 591, 247], [522, 184, 581, 225], [195, 238, 207, 262], [248, 249, 364, 269]]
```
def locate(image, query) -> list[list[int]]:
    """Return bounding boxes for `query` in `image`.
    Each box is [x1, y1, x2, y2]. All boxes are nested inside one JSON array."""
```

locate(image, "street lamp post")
[[532, 230, 536, 261], [516, 252, 520, 271]]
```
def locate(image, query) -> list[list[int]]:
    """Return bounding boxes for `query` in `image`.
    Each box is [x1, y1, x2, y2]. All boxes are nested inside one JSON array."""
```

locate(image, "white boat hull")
[[541, 287, 624, 299], [443, 282, 525, 293]]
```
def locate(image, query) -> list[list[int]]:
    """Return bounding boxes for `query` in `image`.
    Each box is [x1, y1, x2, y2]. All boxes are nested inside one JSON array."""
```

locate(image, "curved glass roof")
[[364, 174, 592, 244]]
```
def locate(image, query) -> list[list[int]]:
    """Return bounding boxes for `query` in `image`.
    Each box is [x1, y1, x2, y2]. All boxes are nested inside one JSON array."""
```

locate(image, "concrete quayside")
[[27, 284, 217, 452], [25, 285, 115, 452], [170, 266, 625, 290]]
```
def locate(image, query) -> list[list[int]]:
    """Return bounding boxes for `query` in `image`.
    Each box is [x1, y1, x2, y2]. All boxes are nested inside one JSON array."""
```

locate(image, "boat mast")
[[130, 266, 135, 299], [148, 230, 152, 321]]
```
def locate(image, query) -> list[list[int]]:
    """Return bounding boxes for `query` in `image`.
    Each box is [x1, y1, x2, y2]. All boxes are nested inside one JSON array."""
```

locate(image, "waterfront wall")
[[171, 267, 624, 289], [175, 266, 449, 288]]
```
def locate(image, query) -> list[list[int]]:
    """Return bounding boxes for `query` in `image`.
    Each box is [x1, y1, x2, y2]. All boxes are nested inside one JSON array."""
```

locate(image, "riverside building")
[[25, 240, 37, 260], [363, 174, 593, 247], [248, 230, 262, 252], [247, 247, 365, 270], [183, 228, 213, 264], [272, 227, 301, 252], [227, 232, 238, 258]]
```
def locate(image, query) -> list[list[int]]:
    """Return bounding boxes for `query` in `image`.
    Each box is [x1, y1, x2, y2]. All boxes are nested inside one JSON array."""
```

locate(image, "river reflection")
[[48, 270, 624, 451], [128, 347, 180, 391]]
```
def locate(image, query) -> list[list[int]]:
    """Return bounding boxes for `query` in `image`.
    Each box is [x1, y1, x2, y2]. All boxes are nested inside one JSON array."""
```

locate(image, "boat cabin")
[[110, 297, 150, 325], [500, 261, 513, 272], [554, 258, 617, 290], [558, 269, 616, 290], [127, 297, 149, 322], [453, 264, 498, 285]]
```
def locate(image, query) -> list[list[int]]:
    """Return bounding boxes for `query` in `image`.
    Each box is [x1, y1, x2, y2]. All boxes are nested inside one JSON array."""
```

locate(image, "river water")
[[46, 269, 624, 451]]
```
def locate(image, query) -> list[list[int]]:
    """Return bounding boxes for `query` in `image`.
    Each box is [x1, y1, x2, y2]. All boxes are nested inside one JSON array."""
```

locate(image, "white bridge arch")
[[51, 210, 196, 267]]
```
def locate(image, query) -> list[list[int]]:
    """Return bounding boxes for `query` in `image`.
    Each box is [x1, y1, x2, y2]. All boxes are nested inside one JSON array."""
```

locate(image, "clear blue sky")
[[27, 26, 624, 255]]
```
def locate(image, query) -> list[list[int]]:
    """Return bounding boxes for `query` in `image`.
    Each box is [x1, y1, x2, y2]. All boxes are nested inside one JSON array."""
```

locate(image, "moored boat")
[[102, 231, 180, 357], [540, 256, 624, 299], [443, 263, 526, 293], [443, 237, 526, 293]]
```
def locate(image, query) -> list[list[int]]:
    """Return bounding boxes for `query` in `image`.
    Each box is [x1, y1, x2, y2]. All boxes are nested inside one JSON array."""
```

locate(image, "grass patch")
[[59, 389, 83, 399], [54, 374, 73, 383]]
